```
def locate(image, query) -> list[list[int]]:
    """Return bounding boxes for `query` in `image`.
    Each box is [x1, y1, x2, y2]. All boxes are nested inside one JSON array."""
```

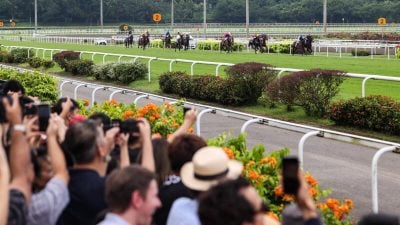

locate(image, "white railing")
[[0, 63, 400, 212], [3, 45, 400, 96]]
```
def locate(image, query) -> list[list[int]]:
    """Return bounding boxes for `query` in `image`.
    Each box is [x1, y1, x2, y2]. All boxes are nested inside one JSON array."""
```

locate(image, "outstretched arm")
[[5, 94, 32, 202], [167, 108, 197, 143], [0, 125, 10, 225]]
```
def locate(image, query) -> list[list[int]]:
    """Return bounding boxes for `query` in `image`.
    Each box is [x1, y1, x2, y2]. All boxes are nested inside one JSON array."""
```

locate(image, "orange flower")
[[246, 160, 255, 168], [344, 199, 354, 209], [82, 99, 90, 106], [305, 174, 318, 186], [108, 99, 118, 105], [248, 170, 261, 180], [223, 147, 234, 159], [317, 203, 328, 211], [187, 127, 194, 134], [326, 198, 339, 209], [266, 212, 279, 221], [308, 187, 318, 197], [274, 186, 284, 197], [283, 194, 294, 202], [338, 204, 350, 214], [123, 110, 135, 120], [149, 116, 156, 122], [260, 157, 278, 167]]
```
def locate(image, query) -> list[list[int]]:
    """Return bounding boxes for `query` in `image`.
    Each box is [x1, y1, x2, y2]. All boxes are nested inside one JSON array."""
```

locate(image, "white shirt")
[[166, 197, 200, 225], [97, 213, 130, 225]]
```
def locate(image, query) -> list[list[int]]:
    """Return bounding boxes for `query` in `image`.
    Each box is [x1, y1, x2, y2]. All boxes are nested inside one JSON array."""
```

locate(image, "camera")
[[37, 104, 50, 132], [282, 156, 300, 195], [0, 95, 34, 123]]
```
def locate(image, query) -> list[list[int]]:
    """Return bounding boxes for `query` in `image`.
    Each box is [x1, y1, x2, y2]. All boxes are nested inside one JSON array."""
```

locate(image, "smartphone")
[[120, 119, 139, 134], [282, 156, 300, 195], [37, 104, 50, 132]]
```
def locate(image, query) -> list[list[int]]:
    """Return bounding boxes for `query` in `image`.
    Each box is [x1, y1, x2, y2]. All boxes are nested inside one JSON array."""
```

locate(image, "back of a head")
[[168, 134, 207, 173], [63, 120, 100, 164], [89, 112, 111, 132], [53, 97, 80, 115], [198, 177, 255, 225], [2, 79, 25, 96], [358, 213, 399, 225], [106, 165, 156, 213]]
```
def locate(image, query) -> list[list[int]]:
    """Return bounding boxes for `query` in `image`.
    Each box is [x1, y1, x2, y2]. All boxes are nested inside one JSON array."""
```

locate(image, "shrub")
[[396, 46, 400, 59], [225, 62, 277, 105], [0, 51, 13, 63], [28, 57, 43, 68], [113, 62, 147, 83], [296, 70, 346, 117], [197, 40, 245, 51], [160, 63, 276, 106], [150, 39, 164, 48], [330, 95, 400, 135], [0, 69, 58, 102], [351, 49, 370, 56], [42, 59, 55, 69], [92, 62, 117, 80], [159, 71, 191, 95], [10, 48, 33, 63], [268, 42, 291, 53], [266, 74, 303, 111], [65, 59, 94, 76], [52, 51, 81, 69]]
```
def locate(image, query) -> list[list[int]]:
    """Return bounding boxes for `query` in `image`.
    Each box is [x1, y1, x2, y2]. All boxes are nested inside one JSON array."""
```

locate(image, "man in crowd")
[[98, 165, 161, 225]]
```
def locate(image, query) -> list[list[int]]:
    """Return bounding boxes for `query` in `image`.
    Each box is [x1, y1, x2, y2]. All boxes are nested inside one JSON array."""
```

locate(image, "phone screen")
[[282, 156, 300, 195], [38, 104, 50, 132]]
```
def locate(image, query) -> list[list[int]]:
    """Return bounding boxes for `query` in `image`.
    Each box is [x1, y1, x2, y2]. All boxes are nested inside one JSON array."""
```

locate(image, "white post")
[[134, 95, 149, 105], [372, 146, 397, 213], [203, 0, 207, 38], [91, 87, 106, 107], [240, 118, 262, 133], [298, 131, 320, 168], [196, 109, 214, 136]]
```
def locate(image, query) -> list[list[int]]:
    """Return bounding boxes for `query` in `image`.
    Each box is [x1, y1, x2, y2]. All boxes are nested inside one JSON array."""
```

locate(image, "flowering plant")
[[208, 133, 353, 225], [77, 99, 187, 137], [396, 45, 400, 59]]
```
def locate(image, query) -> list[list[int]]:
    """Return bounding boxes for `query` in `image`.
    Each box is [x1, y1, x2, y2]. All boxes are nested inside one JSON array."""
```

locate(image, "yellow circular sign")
[[123, 25, 129, 31], [0, 21, 4, 27], [152, 13, 162, 23], [10, 21, 16, 27], [378, 17, 386, 25]]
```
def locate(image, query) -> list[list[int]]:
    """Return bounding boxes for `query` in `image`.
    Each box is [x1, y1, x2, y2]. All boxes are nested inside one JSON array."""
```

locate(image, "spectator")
[[97, 165, 161, 225], [52, 97, 80, 126], [358, 213, 399, 225], [166, 146, 243, 225], [153, 134, 207, 225], [166, 108, 197, 143], [0, 125, 10, 225], [28, 115, 70, 225], [56, 120, 120, 225], [2, 79, 25, 96], [4, 93, 33, 225], [198, 177, 280, 225]]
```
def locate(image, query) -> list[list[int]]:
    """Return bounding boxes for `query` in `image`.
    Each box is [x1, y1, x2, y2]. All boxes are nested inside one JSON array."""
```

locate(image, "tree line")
[[0, 0, 399, 25]]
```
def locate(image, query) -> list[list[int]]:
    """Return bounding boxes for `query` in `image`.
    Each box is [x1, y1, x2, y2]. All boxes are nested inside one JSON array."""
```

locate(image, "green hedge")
[[197, 40, 245, 51], [65, 59, 94, 76], [92, 62, 147, 83], [52, 51, 81, 69], [351, 49, 370, 56], [28, 57, 55, 69], [330, 95, 400, 135], [0, 51, 13, 63], [395, 47, 400, 59], [268, 42, 291, 54], [10, 48, 34, 63], [0, 69, 58, 103], [159, 62, 277, 105]]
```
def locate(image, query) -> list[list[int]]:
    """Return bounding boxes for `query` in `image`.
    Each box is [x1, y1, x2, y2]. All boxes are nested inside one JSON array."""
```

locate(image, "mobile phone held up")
[[37, 104, 51, 132], [282, 156, 300, 195]]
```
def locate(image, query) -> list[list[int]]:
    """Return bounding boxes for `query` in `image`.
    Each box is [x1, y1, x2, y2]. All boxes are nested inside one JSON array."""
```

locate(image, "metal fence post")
[[196, 109, 214, 136], [372, 146, 397, 213], [59, 80, 71, 98], [240, 118, 263, 134], [91, 87, 107, 107], [362, 77, 373, 97], [73, 84, 87, 100], [298, 131, 320, 168], [148, 58, 155, 82], [134, 95, 149, 105]]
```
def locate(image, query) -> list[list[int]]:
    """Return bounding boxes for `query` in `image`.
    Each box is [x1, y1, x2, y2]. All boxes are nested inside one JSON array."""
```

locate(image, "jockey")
[[166, 30, 170, 38], [176, 32, 181, 40], [298, 34, 305, 42]]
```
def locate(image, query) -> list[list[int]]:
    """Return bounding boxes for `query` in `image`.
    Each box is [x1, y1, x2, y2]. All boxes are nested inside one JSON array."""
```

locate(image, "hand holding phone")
[[282, 156, 300, 196], [37, 104, 50, 132]]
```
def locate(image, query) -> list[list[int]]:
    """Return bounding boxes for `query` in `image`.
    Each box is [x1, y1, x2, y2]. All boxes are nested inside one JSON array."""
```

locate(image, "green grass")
[[2, 40, 400, 141]]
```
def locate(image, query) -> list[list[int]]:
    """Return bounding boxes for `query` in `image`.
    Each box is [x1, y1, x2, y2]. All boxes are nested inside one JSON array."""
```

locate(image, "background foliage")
[[1, 0, 400, 24]]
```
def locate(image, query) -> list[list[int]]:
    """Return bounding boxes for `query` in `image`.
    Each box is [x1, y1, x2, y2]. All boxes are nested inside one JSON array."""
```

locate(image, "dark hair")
[[168, 134, 207, 173], [52, 97, 80, 115], [89, 112, 111, 132], [139, 138, 171, 185], [62, 120, 100, 164], [358, 213, 399, 225], [2, 79, 25, 96], [105, 165, 156, 213], [198, 177, 257, 225]]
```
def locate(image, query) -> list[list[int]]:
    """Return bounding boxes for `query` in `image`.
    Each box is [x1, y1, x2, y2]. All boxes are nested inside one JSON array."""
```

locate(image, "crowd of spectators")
[[0, 79, 398, 225]]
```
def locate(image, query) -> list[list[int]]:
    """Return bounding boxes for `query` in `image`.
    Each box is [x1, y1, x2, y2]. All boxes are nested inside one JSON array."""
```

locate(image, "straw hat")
[[180, 146, 243, 192]]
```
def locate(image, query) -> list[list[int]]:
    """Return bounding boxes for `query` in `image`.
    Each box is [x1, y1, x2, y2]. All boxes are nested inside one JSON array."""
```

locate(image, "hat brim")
[[180, 160, 243, 192]]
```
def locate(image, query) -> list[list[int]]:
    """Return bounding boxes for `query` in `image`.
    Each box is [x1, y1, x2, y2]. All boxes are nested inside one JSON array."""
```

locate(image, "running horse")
[[249, 34, 267, 53], [163, 34, 172, 48], [124, 32, 133, 48], [138, 33, 150, 50], [220, 35, 234, 53], [291, 35, 313, 55], [175, 33, 190, 51]]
